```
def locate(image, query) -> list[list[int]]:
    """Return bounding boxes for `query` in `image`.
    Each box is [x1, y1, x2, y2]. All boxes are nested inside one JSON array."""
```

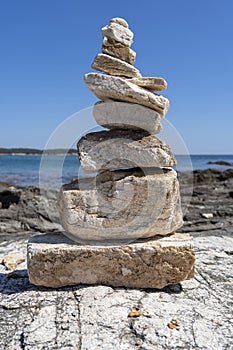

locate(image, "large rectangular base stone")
[[27, 232, 195, 289]]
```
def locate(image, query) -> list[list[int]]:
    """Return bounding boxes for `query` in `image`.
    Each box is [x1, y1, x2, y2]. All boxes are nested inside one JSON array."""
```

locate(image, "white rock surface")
[[77, 130, 176, 172], [27, 232, 195, 289], [109, 17, 129, 28], [93, 101, 162, 134], [58, 168, 183, 242], [84, 73, 170, 116], [127, 76, 167, 92], [102, 37, 136, 64], [102, 21, 133, 47], [92, 53, 141, 78]]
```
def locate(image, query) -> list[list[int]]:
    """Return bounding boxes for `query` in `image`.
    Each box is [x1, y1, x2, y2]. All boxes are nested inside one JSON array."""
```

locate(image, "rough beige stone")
[[92, 53, 141, 78], [84, 73, 170, 116], [2, 254, 25, 271], [102, 37, 136, 65], [58, 168, 183, 241], [102, 21, 133, 47], [27, 232, 195, 288], [77, 130, 176, 172], [127, 76, 167, 92], [93, 101, 162, 134]]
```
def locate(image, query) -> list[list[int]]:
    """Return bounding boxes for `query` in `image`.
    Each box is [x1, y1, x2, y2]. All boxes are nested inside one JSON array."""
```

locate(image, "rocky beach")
[[1, 0, 233, 347], [0, 168, 232, 349]]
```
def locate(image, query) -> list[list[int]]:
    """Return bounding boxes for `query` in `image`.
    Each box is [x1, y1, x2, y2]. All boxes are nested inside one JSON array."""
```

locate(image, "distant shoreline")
[[0, 153, 77, 156], [0, 148, 77, 156]]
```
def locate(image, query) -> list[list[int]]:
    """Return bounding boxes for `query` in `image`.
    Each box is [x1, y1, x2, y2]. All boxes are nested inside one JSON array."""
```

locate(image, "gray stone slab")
[[93, 101, 162, 134]]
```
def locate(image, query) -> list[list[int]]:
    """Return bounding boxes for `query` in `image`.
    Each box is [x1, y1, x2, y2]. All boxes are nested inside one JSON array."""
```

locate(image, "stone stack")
[[27, 18, 195, 289]]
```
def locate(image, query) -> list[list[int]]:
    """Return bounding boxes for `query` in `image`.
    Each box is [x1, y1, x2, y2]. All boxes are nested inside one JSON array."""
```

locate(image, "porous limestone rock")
[[127, 76, 167, 92], [92, 53, 141, 78], [93, 101, 162, 134], [77, 129, 176, 173], [27, 232, 195, 288], [84, 73, 170, 116], [102, 37, 136, 65], [58, 168, 183, 241], [102, 21, 133, 47]]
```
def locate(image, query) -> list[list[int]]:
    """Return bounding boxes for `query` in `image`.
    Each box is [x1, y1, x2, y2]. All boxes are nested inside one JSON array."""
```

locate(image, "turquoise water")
[[0, 154, 233, 187]]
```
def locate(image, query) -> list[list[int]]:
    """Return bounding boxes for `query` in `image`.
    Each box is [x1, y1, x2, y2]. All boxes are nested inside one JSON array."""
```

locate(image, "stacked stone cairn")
[[27, 18, 195, 289]]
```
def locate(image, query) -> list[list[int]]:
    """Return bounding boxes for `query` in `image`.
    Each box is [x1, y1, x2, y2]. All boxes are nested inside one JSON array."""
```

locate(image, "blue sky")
[[1, 0, 233, 154]]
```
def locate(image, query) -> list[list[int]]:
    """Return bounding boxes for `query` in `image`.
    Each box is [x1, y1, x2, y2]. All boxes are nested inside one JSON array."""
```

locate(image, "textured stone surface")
[[102, 21, 133, 47], [102, 37, 136, 64], [58, 168, 183, 241], [77, 129, 176, 172], [27, 232, 195, 289], [84, 73, 170, 116], [127, 76, 167, 92], [0, 232, 232, 349], [92, 53, 141, 78], [93, 101, 162, 134]]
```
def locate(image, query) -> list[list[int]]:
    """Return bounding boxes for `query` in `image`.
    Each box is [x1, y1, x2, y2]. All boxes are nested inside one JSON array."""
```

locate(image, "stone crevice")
[[72, 290, 83, 350]]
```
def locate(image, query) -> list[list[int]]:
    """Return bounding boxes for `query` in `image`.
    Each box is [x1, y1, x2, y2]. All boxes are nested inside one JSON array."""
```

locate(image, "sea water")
[[0, 154, 232, 188]]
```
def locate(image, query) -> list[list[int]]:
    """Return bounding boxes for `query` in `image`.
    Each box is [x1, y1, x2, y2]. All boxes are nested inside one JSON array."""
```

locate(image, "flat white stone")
[[27, 232, 195, 289], [77, 130, 176, 173], [127, 76, 167, 92], [93, 101, 162, 134], [84, 73, 170, 116], [102, 22, 133, 47], [58, 168, 183, 242], [92, 53, 141, 78]]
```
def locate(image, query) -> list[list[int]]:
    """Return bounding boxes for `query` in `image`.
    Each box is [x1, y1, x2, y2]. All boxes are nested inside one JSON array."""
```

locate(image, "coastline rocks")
[[92, 53, 141, 78], [58, 168, 183, 241], [77, 130, 176, 173], [126, 76, 167, 92], [27, 232, 195, 289], [93, 101, 162, 134], [0, 184, 61, 233], [84, 73, 170, 116], [207, 160, 233, 166]]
